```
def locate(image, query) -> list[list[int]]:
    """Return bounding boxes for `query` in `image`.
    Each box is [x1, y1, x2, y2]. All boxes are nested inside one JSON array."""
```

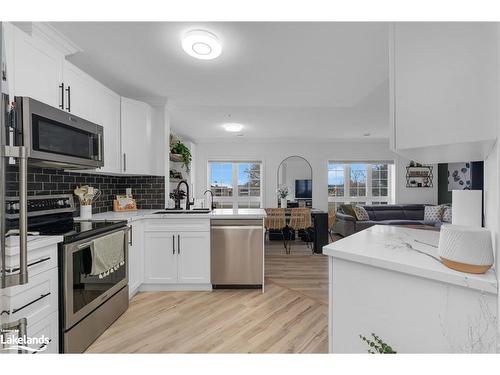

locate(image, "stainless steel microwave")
[[14, 97, 104, 169]]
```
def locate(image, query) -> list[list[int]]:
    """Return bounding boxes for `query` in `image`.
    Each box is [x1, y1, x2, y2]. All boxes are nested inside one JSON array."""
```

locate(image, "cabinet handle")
[[123, 153, 127, 172], [129, 225, 133, 246], [65, 85, 71, 112], [6, 256, 51, 274], [59, 82, 64, 109], [177, 234, 180, 254], [172, 234, 175, 254], [11, 292, 51, 315]]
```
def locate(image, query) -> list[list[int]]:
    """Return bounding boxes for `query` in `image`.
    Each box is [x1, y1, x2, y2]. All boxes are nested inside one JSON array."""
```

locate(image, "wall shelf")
[[406, 165, 433, 188]]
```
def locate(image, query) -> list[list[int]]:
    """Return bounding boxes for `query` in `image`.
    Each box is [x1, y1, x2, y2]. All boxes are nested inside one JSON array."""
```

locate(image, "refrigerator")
[[0, 21, 30, 353]]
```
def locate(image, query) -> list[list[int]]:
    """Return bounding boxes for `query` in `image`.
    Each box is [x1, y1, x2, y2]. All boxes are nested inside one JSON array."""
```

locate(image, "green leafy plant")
[[170, 140, 192, 172], [359, 333, 396, 354]]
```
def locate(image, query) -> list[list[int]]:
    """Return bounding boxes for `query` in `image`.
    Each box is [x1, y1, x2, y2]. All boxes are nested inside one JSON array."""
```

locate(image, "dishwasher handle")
[[211, 226, 263, 231]]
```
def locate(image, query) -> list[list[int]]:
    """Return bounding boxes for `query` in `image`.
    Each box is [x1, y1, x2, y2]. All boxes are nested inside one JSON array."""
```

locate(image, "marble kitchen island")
[[323, 225, 498, 353]]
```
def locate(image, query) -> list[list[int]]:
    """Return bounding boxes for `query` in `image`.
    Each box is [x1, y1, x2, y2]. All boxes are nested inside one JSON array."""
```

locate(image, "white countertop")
[[4, 235, 64, 256], [210, 208, 267, 219], [323, 225, 497, 294], [76, 208, 267, 222]]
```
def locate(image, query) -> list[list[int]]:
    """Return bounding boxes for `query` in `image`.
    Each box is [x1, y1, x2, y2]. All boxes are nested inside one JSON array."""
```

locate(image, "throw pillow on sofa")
[[353, 205, 370, 221], [341, 204, 357, 219], [424, 205, 444, 223], [442, 205, 452, 223]]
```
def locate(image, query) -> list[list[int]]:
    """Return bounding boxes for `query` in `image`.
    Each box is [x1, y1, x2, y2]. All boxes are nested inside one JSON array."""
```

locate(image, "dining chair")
[[264, 208, 287, 251], [328, 208, 336, 242], [287, 208, 313, 254]]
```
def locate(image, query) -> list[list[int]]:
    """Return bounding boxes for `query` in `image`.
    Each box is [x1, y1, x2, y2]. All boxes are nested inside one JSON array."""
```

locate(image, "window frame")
[[327, 162, 394, 209], [207, 160, 264, 209]]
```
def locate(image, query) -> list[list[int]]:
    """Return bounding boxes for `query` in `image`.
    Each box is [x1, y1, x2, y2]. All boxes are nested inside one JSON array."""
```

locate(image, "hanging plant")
[[170, 140, 192, 172]]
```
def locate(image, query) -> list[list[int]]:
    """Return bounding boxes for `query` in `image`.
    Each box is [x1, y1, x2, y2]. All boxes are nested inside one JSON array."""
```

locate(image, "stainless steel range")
[[6, 194, 130, 353]]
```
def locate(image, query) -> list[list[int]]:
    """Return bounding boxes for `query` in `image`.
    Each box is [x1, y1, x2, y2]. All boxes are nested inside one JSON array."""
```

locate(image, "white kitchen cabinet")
[[177, 232, 210, 284], [143, 219, 211, 290], [144, 231, 178, 284], [62, 61, 96, 121], [2, 22, 15, 98], [121, 97, 155, 175], [94, 85, 122, 174], [390, 22, 497, 163], [13, 27, 63, 108], [128, 221, 144, 297]]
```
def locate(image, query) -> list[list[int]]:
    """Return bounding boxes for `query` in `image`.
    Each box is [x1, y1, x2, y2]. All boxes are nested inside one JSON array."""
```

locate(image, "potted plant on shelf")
[[169, 134, 192, 172]]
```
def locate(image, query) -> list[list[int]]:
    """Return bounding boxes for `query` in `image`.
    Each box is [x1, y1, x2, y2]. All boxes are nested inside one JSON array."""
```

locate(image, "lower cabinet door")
[[144, 231, 178, 284], [177, 232, 210, 284]]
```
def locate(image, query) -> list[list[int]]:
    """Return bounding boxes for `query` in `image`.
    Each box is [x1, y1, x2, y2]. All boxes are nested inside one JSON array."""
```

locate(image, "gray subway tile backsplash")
[[6, 165, 165, 215]]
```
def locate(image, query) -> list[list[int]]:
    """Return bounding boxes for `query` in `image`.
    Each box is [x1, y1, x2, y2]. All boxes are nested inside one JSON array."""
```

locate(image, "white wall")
[[193, 139, 438, 211]]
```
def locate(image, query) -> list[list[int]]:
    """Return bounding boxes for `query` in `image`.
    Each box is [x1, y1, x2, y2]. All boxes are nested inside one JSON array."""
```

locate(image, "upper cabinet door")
[[391, 23, 497, 163], [93, 84, 122, 174], [13, 28, 63, 108], [62, 61, 96, 121], [121, 97, 153, 175]]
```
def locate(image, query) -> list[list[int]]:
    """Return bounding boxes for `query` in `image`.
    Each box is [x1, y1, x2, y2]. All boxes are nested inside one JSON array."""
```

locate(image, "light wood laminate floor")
[[86, 239, 332, 353]]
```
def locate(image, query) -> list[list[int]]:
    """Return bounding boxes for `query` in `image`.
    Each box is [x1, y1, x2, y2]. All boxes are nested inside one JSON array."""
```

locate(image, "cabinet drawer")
[[2, 268, 58, 326], [144, 219, 210, 232], [27, 311, 59, 354], [5, 243, 57, 278]]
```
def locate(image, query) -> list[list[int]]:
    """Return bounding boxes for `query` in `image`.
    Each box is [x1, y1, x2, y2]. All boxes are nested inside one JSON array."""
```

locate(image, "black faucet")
[[203, 189, 216, 210], [175, 180, 193, 210]]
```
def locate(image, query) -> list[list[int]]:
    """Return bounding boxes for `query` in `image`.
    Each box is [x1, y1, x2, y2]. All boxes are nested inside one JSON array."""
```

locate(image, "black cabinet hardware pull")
[[65, 86, 71, 112], [59, 83, 64, 109], [7, 257, 51, 274], [129, 226, 133, 246], [12, 292, 51, 315], [177, 234, 180, 254], [172, 234, 175, 254]]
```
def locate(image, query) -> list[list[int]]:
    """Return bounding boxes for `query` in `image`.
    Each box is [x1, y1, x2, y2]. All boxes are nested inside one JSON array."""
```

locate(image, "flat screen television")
[[295, 179, 312, 199]]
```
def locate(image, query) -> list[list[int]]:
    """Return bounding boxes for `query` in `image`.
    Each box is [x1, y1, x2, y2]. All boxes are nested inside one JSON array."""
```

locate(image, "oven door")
[[63, 227, 129, 330], [18, 96, 104, 169]]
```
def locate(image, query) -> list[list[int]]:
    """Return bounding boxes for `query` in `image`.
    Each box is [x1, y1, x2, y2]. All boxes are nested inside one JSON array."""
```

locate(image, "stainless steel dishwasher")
[[211, 219, 264, 288]]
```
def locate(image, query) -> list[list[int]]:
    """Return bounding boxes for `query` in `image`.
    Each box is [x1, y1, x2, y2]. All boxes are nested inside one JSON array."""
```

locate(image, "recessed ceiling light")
[[182, 30, 222, 60], [223, 123, 244, 132]]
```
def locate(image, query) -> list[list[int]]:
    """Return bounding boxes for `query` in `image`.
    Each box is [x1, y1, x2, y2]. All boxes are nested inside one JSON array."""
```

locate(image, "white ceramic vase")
[[80, 205, 92, 220], [281, 198, 287, 209]]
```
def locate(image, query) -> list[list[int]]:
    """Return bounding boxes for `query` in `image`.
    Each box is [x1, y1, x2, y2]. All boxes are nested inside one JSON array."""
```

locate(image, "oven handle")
[[77, 241, 94, 250]]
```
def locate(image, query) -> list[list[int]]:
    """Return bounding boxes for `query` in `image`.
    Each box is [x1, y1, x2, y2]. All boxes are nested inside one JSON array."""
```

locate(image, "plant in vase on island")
[[277, 185, 289, 208]]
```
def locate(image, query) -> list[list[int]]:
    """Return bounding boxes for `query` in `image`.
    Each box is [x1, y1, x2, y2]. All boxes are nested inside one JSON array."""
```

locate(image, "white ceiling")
[[50, 22, 390, 142]]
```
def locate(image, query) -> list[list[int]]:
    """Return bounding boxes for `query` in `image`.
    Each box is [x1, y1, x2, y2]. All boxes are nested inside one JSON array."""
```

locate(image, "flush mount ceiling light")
[[223, 123, 244, 132], [182, 29, 222, 60]]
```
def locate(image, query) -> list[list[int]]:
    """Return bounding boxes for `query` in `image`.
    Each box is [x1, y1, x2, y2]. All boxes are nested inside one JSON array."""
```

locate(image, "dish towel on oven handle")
[[90, 230, 125, 279]]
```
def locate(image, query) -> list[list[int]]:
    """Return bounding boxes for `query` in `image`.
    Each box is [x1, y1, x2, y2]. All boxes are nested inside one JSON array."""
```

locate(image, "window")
[[328, 162, 394, 211], [208, 161, 263, 209]]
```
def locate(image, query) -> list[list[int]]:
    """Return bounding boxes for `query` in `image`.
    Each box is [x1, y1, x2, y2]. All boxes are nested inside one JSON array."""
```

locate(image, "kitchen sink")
[[153, 209, 212, 214]]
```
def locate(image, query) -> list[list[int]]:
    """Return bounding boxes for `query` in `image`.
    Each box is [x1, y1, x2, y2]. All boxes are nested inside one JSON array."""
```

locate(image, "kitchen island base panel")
[[329, 257, 497, 353]]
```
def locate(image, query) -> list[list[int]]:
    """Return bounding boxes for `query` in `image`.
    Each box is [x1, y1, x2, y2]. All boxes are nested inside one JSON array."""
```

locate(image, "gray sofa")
[[333, 204, 442, 237]]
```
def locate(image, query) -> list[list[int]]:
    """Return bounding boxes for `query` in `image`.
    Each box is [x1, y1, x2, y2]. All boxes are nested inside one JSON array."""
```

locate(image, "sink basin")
[[153, 209, 211, 214]]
